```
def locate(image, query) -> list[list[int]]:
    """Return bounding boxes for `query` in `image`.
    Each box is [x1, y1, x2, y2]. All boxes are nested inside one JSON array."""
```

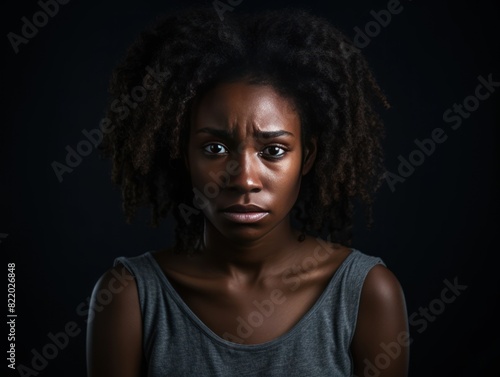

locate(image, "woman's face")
[[185, 80, 316, 243]]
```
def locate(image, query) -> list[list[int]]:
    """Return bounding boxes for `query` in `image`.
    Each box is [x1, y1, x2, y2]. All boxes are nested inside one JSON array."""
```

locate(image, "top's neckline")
[[144, 248, 358, 351]]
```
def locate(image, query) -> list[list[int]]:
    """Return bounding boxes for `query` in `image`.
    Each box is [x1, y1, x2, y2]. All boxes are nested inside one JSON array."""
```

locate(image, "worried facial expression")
[[185, 80, 317, 242]]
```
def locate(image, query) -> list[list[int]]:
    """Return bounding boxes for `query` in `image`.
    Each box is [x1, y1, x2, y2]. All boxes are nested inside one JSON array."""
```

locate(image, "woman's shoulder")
[[299, 235, 392, 285], [93, 261, 139, 302], [350, 253, 409, 375], [298, 235, 386, 276], [90, 250, 159, 306], [87, 261, 144, 375], [299, 234, 403, 309]]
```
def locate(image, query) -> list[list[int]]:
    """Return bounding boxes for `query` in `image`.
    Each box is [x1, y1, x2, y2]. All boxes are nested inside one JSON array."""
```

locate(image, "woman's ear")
[[302, 137, 317, 176]]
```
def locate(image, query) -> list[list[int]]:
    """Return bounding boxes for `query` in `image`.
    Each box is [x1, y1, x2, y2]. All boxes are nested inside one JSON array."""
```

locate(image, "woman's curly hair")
[[98, 5, 390, 255]]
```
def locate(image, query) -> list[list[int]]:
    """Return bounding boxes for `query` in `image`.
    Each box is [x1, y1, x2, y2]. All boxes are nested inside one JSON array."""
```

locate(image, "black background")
[[2, 0, 499, 376]]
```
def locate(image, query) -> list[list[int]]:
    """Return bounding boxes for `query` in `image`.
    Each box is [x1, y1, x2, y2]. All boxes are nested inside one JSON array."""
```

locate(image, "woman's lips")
[[221, 211, 269, 223]]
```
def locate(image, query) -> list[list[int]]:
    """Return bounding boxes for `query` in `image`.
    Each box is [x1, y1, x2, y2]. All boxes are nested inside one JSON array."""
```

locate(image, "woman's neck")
[[198, 216, 305, 286]]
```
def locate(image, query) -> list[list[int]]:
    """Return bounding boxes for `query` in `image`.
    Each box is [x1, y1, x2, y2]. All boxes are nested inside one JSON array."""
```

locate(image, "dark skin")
[[86, 80, 409, 377]]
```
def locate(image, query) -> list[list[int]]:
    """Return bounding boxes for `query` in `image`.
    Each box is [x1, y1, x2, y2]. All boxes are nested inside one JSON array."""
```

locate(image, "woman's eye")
[[203, 143, 228, 155], [262, 146, 286, 158], [203, 143, 286, 158]]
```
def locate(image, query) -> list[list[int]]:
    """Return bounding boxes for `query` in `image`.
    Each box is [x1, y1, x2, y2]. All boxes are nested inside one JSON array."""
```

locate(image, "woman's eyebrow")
[[195, 127, 294, 139], [255, 130, 295, 139]]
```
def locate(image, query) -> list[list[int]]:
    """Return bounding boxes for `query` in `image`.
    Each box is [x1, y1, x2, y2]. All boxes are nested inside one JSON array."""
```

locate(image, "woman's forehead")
[[192, 81, 301, 137]]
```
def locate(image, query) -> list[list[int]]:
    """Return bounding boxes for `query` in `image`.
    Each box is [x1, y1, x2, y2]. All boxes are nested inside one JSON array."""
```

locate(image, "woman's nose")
[[225, 149, 263, 193]]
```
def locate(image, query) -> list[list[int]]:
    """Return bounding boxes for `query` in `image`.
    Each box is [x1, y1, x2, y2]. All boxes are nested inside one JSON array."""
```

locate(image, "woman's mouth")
[[220, 211, 269, 223]]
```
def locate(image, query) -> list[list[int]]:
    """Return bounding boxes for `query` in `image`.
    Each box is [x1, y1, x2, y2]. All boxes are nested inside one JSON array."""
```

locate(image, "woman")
[[87, 5, 409, 377]]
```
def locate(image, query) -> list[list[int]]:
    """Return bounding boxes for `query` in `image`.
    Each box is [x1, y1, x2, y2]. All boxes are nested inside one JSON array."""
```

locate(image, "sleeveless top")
[[113, 248, 385, 377]]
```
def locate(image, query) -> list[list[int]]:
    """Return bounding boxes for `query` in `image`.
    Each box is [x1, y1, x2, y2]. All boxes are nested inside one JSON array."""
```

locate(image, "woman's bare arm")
[[351, 264, 410, 377], [86, 263, 145, 377]]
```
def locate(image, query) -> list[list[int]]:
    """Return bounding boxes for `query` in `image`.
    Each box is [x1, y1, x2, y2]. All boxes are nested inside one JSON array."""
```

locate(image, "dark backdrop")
[[2, 0, 499, 376]]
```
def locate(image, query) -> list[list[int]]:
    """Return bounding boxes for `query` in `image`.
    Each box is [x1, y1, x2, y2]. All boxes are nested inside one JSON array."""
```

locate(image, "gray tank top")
[[113, 248, 385, 376]]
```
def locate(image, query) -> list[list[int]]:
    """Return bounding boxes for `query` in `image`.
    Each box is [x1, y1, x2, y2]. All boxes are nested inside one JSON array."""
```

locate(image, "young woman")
[[87, 5, 409, 377]]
